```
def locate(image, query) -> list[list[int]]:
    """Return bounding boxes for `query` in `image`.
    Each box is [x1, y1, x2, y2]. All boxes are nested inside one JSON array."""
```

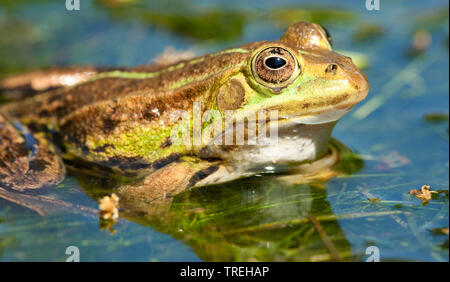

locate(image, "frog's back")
[[0, 45, 257, 125]]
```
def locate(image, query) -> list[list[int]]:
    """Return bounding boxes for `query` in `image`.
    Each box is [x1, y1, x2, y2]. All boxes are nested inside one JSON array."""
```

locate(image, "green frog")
[[0, 22, 368, 203]]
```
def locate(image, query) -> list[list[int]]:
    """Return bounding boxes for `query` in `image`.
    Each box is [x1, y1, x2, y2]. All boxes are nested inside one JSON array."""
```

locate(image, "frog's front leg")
[[118, 157, 222, 205], [0, 113, 65, 191]]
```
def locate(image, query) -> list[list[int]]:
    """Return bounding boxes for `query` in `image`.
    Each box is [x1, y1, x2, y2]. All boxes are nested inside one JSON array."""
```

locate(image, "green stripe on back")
[[88, 48, 250, 82]]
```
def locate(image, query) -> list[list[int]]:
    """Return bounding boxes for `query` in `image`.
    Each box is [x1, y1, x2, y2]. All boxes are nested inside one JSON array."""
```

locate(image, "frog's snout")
[[348, 65, 370, 102], [331, 56, 370, 103]]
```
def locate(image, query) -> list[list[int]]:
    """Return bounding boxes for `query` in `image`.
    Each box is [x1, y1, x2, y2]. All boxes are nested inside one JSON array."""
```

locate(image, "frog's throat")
[[200, 121, 336, 170], [194, 136, 341, 188]]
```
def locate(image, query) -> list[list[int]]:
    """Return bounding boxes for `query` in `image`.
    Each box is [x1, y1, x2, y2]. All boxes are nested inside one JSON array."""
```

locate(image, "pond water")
[[0, 0, 448, 261]]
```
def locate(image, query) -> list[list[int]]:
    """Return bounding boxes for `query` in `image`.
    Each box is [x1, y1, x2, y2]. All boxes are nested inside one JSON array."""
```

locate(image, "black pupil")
[[265, 56, 286, 69]]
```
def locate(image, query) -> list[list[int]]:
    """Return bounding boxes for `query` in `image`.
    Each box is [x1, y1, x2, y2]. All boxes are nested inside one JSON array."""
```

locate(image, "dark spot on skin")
[[81, 144, 91, 155], [160, 137, 172, 149], [143, 102, 166, 121], [331, 93, 349, 104], [188, 165, 219, 188], [1, 145, 28, 163], [50, 131, 67, 154], [62, 122, 89, 145], [143, 111, 158, 121], [29, 159, 51, 172], [92, 144, 115, 153], [201, 156, 222, 163], [100, 155, 152, 171], [199, 147, 213, 158], [27, 122, 49, 133], [38, 105, 67, 118], [152, 153, 183, 169], [102, 118, 120, 134], [47, 92, 66, 104], [38, 109, 51, 118]]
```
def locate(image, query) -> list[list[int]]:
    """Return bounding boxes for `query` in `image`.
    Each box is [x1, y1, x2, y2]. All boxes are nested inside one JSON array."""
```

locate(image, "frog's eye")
[[252, 47, 299, 88]]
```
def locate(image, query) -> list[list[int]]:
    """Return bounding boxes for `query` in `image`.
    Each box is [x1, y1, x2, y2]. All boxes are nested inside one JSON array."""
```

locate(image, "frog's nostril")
[[325, 64, 338, 74]]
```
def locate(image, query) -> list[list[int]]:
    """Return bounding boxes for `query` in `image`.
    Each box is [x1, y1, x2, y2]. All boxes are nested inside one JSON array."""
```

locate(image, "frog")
[[0, 22, 369, 204]]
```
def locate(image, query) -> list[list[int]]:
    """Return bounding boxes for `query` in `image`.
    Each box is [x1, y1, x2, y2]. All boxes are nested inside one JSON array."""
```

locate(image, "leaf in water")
[[97, 0, 249, 42], [140, 11, 246, 41], [430, 227, 449, 236], [368, 197, 381, 203], [429, 227, 449, 250], [423, 113, 449, 124], [99, 193, 120, 221], [352, 24, 385, 43], [409, 185, 448, 206]]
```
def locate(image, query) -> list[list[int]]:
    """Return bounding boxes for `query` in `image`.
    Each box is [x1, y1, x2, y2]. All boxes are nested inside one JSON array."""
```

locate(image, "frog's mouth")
[[276, 105, 354, 126]]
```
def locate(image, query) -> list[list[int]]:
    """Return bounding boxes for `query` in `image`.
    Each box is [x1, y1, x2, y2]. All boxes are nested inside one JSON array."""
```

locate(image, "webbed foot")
[[0, 113, 65, 191]]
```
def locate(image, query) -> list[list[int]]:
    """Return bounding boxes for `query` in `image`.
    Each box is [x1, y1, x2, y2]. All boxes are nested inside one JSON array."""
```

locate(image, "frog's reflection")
[[79, 138, 363, 261]]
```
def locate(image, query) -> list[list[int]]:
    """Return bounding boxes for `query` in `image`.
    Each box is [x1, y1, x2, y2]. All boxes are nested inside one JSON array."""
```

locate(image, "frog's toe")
[[0, 114, 65, 191]]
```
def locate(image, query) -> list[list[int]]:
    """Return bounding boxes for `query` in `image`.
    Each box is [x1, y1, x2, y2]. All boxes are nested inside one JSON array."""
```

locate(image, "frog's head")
[[213, 22, 368, 124], [200, 22, 369, 168], [248, 22, 369, 121]]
